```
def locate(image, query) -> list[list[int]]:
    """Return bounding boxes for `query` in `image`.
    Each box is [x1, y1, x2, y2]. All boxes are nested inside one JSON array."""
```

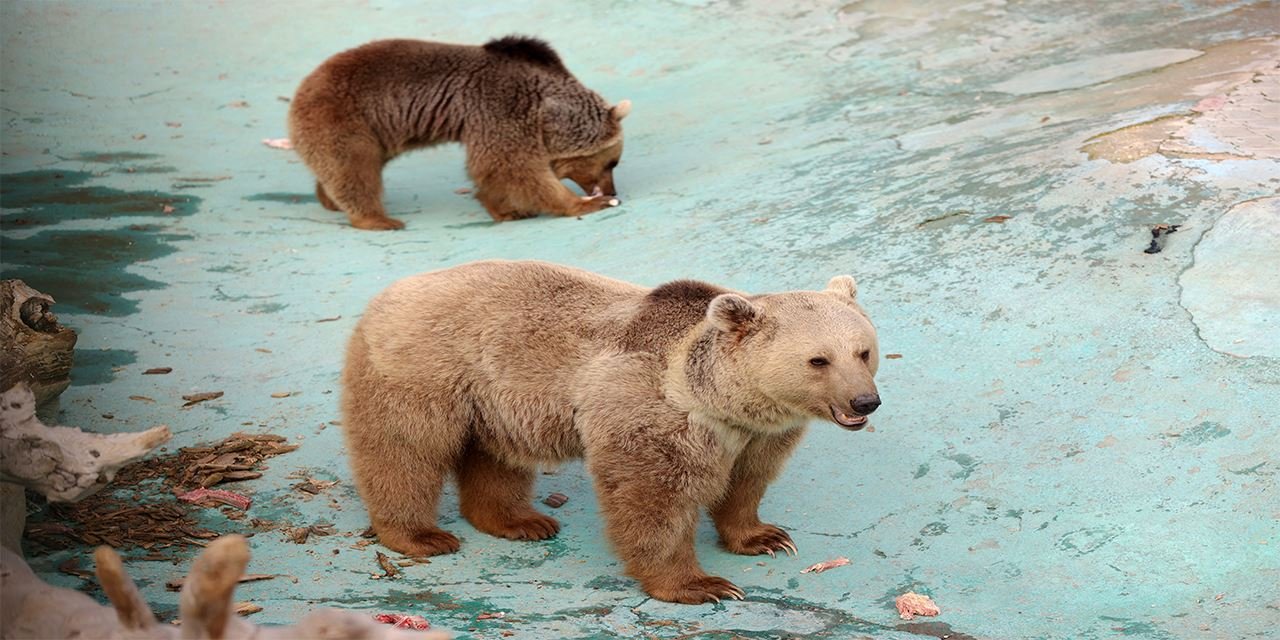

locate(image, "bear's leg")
[[457, 442, 560, 541], [315, 181, 340, 211], [710, 429, 804, 557], [309, 136, 405, 231], [468, 156, 619, 221], [341, 333, 465, 556], [596, 483, 744, 604]]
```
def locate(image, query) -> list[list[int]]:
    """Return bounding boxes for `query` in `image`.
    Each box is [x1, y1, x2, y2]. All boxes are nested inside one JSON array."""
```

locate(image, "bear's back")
[[616, 280, 726, 356]]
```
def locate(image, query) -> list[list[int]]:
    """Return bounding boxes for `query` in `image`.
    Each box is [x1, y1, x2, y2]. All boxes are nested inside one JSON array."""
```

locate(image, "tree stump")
[[1, 280, 77, 411]]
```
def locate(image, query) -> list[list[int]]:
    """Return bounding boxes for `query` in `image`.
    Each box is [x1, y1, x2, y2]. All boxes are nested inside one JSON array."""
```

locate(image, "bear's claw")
[[648, 575, 745, 604], [724, 524, 797, 557]]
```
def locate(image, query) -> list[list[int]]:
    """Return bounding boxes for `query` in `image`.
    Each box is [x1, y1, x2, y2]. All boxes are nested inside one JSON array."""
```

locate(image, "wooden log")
[[0, 280, 77, 410], [0, 383, 171, 503]]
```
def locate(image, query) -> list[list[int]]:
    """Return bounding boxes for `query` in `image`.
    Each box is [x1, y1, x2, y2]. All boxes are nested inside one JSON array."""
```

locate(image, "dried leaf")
[[801, 556, 850, 574]]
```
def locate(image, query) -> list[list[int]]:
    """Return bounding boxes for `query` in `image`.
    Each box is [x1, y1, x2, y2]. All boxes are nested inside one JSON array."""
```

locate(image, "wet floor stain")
[[0, 169, 197, 227], [1, 171, 195, 318], [72, 348, 139, 387], [1, 228, 192, 316], [243, 192, 316, 204]]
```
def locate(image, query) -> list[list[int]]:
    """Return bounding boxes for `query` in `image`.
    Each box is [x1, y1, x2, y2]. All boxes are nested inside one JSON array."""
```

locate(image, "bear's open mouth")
[[830, 405, 868, 431]]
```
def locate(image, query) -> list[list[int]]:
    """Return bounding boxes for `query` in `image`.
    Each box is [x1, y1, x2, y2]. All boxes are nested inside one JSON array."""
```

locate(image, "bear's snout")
[[851, 394, 881, 416]]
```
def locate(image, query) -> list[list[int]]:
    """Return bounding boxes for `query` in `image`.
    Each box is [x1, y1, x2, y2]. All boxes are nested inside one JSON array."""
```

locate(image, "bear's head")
[[544, 97, 630, 197], [687, 275, 880, 432]]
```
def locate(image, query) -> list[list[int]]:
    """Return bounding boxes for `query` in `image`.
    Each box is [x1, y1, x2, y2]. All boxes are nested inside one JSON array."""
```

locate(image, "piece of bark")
[[165, 571, 274, 592], [0, 383, 170, 502], [0, 280, 77, 410]]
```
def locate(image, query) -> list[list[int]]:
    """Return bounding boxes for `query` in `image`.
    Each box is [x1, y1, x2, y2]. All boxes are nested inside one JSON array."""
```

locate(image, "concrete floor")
[[3, 1, 1278, 638]]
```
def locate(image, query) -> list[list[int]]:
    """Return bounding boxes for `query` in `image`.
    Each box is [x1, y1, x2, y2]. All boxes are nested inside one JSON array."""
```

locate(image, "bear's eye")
[[859, 350, 871, 363], [808, 357, 830, 367], [605, 160, 619, 171]]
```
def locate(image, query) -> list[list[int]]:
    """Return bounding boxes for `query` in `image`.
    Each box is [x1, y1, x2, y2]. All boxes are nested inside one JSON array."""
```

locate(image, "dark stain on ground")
[[72, 348, 139, 386], [244, 192, 316, 204], [732, 591, 977, 640], [72, 152, 160, 163], [0, 170, 197, 227], [1, 227, 192, 316]]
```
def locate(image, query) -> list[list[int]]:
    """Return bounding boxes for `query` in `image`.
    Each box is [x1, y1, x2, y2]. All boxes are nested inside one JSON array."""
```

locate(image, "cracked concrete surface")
[[2, 1, 1278, 639]]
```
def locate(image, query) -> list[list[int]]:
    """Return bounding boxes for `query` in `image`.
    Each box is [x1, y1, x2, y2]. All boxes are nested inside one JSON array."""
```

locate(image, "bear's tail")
[[483, 35, 568, 73]]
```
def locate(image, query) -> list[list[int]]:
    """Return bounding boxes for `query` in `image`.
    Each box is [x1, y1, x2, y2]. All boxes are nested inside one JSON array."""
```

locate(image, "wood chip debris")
[[270, 392, 292, 398], [181, 391, 223, 407], [373, 614, 431, 630], [983, 215, 1012, 223], [315, 315, 341, 323], [167, 573, 274, 592], [178, 488, 252, 510], [129, 395, 156, 403], [27, 502, 217, 551], [895, 591, 941, 620], [292, 478, 338, 495], [885, 354, 903, 360], [143, 367, 172, 375], [117, 431, 297, 491], [376, 551, 400, 579], [284, 524, 336, 544], [801, 556, 850, 574], [542, 492, 569, 508], [477, 612, 505, 620]]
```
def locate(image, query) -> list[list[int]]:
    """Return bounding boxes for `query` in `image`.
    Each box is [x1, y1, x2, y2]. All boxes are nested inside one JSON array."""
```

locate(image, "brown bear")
[[288, 36, 630, 231], [340, 260, 881, 604]]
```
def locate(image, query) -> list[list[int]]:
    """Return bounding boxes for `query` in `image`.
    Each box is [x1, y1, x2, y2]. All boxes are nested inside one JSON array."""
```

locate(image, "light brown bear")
[[340, 260, 881, 604], [288, 36, 630, 231]]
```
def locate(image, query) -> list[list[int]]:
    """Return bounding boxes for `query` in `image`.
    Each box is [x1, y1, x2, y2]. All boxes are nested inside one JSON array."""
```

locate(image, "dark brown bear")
[[288, 36, 630, 230]]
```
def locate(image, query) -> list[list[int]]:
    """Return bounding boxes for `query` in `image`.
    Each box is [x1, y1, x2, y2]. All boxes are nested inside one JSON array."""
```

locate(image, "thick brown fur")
[[288, 36, 630, 230], [341, 261, 880, 604]]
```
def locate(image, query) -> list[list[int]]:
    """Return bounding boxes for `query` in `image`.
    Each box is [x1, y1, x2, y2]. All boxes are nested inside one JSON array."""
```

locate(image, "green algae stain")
[[944, 452, 979, 479], [1177, 421, 1231, 446], [246, 301, 288, 314]]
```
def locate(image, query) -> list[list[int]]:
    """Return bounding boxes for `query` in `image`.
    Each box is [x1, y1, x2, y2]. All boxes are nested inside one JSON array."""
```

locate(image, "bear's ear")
[[611, 99, 632, 121], [825, 275, 858, 300], [706, 293, 760, 332]]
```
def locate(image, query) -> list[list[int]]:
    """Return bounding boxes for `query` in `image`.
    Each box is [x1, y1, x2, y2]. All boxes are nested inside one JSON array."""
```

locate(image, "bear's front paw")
[[375, 526, 461, 557], [486, 512, 561, 541], [350, 215, 406, 231], [573, 194, 621, 215], [646, 575, 745, 605], [722, 524, 797, 557]]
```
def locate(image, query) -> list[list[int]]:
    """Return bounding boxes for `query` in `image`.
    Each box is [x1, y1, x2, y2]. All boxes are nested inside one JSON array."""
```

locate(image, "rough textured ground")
[[2, 1, 1277, 638]]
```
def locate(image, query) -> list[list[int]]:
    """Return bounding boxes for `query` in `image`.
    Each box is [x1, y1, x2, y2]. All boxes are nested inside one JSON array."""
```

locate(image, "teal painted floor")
[[3, 1, 1278, 638]]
